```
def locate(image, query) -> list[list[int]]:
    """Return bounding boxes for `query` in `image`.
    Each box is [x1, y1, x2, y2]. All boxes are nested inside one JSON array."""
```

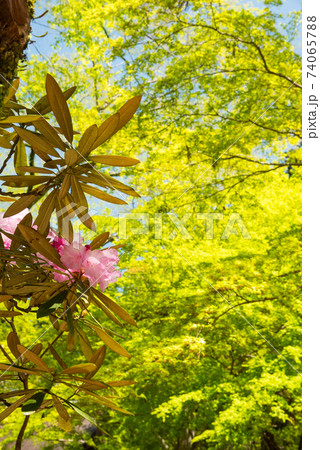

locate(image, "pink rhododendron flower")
[[41, 231, 121, 291], [0, 209, 29, 248]]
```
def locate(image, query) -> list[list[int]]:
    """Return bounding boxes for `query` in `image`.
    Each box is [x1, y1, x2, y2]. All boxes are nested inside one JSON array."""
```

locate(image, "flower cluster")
[[0, 211, 121, 292], [0, 209, 29, 248], [48, 232, 121, 291]]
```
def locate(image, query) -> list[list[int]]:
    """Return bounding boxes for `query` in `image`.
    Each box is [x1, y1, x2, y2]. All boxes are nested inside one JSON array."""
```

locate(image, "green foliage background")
[[0, 0, 301, 448]]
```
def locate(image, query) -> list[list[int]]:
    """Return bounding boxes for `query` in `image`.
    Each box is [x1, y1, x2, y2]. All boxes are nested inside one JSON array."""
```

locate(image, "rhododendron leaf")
[[32, 86, 76, 115], [64, 400, 109, 435], [21, 391, 46, 415], [0, 175, 53, 187], [3, 78, 19, 104], [34, 190, 57, 235], [31, 343, 43, 355], [65, 149, 78, 166], [7, 332, 21, 360], [13, 126, 60, 157], [48, 344, 67, 369], [14, 139, 27, 175], [0, 363, 43, 376], [66, 331, 77, 351], [86, 345, 106, 379], [77, 124, 98, 159], [91, 113, 120, 151], [59, 414, 72, 432], [3, 194, 38, 218], [89, 324, 131, 358], [79, 173, 140, 197], [66, 307, 75, 337], [115, 94, 142, 133], [70, 175, 88, 209], [52, 395, 70, 421], [33, 118, 66, 151], [18, 166, 54, 174], [44, 158, 65, 168], [0, 391, 36, 422], [0, 195, 15, 202], [0, 311, 22, 317], [58, 173, 71, 200], [89, 231, 110, 250], [0, 295, 13, 302], [9, 212, 33, 251], [17, 345, 52, 372], [93, 289, 137, 327], [0, 115, 41, 124], [89, 293, 122, 327], [37, 290, 68, 318], [0, 389, 38, 400], [81, 184, 127, 205], [61, 363, 97, 374], [32, 147, 52, 162], [18, 224, 65, 268], [77, 327, 93, 361], [0, 135, 11, 149], [89, 155, 140, 167], [46, 74, 73, 143]]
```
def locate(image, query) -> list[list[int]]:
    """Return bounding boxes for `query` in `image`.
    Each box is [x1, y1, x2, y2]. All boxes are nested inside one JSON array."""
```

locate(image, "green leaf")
[[37, 290, 69, 318], [65, 400, 109, 435], [21, 392, 46, 415]]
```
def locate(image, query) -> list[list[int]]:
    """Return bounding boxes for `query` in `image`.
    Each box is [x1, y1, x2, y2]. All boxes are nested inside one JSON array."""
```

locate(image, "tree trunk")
[[0, 0, 34, 112]]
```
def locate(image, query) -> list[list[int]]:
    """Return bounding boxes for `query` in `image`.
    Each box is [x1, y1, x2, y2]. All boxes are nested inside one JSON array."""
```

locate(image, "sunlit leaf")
[[14, 126, 60, 157], [0, 391, 35, 422], [61, 363, 97, 374], [46, 74, 73, 143], [89, 155, 140, 167], [89, 324, 131, 358], [17, 345, 52, 372]]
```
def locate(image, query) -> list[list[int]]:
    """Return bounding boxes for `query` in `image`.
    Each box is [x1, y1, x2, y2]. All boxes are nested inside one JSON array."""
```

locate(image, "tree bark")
[[0, 0, 34, 112]]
